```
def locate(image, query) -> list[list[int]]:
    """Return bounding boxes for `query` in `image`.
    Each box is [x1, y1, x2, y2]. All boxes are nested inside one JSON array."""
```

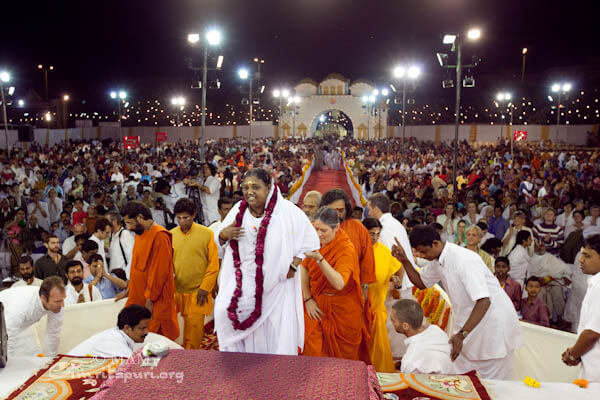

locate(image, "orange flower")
[[573, 379, 588, 388], [36, 353, 45, 357]]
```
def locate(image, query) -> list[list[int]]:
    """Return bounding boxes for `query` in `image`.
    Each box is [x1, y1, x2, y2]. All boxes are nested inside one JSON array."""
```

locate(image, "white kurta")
[[214, 187, 320, 355], [577, 272, 600, 382], [68, 327, 135, 358], [64, 283, 103, 305], [108, 228, 135, 278], [418, 242, 522, 379], [508, 245, 531, 288], [201, 176, 222, 225], [379, 212, 415, 293], [0, 285, 64, 356], [11, 278, 43, 287], [402, 325, 454, 374]]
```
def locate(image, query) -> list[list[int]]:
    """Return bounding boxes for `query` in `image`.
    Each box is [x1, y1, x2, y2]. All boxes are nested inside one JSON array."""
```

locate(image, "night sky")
[[2, 0, 599, 112]]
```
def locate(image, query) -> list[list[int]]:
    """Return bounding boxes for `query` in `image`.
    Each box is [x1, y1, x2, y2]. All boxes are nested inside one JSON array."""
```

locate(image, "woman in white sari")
[[214, 168, 320, 355]]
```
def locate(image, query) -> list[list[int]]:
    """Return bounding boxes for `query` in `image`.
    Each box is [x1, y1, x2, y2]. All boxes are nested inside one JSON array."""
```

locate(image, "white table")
[[0, 356, 50, 398], [486, 379, 600, 400]]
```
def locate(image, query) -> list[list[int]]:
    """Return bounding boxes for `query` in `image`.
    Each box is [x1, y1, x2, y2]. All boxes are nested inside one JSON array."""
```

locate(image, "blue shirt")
[[83, 275, 120, 299], [488, 216, 510, 240]]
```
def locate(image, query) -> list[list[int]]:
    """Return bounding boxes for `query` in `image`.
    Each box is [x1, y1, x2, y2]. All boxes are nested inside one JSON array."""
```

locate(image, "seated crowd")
[[0, 136, 599, 384]]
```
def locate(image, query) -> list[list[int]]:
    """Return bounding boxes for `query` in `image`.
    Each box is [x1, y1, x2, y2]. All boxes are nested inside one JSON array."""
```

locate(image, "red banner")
[[123, 136, 140, 149], [155, 131, 167, 142], [513, 130, 527, 141]]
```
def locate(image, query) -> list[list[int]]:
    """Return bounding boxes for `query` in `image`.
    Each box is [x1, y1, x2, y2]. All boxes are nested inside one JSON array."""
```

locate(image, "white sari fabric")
[[214, 185, 320, 354]]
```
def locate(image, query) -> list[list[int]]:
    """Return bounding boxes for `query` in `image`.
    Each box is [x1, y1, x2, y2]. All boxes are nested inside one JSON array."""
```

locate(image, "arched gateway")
[[279, 73, 389, 140]]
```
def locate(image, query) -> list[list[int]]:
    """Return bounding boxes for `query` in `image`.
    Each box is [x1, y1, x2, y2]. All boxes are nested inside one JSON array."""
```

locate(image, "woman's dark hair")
[[481, 238, 503, 254], [362, 217, 382, 231], [409, 225, 441, 248], [312, 206, 340, 228], [515, 230, 531, 246], [174, 198, 197, 216], [584, 234, 600, 255], [121, 200, 152, 220], [242, 168, 271, 187], [320, 189, 353, 220]]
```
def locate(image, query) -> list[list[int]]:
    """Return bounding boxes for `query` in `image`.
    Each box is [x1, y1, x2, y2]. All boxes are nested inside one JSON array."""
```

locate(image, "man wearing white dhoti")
[[214, 168, 320, 355], [68, 305, 151, 358], [0, 277, 66, 357], [392, 225, 522, 379]]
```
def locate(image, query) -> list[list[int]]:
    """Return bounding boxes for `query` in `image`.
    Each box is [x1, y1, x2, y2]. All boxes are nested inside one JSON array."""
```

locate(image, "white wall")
[[5, 123, 597, 148]]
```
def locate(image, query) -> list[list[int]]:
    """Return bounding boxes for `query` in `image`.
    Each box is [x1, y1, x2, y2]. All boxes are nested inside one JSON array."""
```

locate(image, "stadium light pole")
[[496, 92, 513, 163], [110, 90, 127, 147], [238, 67, 254, 146], [521, 48, 528, 83], [273, 88, 289, 139], [188, 28, 222, 159], [551, 82, 571, 144], [393, 65, 421, 157], [0, 71, 10, 150], [442, 27, 481, 199], [37, 64, 54, 103]]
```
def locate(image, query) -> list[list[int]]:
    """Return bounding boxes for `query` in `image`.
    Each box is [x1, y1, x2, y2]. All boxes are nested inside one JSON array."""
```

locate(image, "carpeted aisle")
[[298, 168, 355, 206]]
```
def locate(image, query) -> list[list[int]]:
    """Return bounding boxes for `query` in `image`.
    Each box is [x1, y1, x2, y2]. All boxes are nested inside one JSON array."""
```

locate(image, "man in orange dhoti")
[[121, 201, 179, 341], [302, 207, 368, 361]]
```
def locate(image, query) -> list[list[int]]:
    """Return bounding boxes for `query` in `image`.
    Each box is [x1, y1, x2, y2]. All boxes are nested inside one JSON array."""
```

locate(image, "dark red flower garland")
[[227, 186, 279, 330]]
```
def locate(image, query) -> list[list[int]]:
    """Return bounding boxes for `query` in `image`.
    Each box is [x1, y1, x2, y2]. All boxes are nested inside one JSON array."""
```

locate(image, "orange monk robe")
[[302, 228, 369, 362], [125, 224, 179, 341], [340, 219, 376, 285]]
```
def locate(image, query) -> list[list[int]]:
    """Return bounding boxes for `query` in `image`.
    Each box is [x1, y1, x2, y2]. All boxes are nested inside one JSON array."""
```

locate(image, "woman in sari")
[[302, 207, 368, 362], [363, 217, 402, 372]]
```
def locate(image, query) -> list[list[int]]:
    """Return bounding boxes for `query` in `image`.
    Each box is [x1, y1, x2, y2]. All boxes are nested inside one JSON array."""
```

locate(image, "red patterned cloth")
[[198, 319, 219, 351], [93, 349, 379, 399], [6, 355, 123, 400], [377, 370, 492, 400]]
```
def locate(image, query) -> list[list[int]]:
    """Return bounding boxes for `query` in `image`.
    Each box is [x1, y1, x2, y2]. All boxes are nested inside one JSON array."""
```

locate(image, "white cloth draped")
[[379, 213, 415, 294], [214, 185, 320, 354], [508, 245, 531, 288]]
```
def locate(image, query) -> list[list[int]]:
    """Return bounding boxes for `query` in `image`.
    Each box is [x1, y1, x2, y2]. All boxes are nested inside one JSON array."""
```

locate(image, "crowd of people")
[[0, 134, 599, 384]]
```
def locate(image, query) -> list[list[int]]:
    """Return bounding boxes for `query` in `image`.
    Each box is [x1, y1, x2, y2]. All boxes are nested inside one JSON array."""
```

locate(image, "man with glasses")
[[170, 198, 219, 349]]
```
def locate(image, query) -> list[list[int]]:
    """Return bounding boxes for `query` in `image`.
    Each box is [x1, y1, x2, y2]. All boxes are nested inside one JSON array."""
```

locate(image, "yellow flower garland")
[[287, 159, 313, 200]]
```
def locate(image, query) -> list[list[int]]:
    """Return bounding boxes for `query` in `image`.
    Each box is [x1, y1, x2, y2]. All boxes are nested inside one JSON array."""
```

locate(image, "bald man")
[[302, 190, 321, 219], [62, 223, 87, 260]]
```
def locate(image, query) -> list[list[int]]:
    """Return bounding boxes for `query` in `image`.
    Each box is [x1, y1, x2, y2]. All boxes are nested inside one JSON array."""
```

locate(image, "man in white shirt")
[[556, 202, 574, 227], [368, 193, 414, 294], [27, 190, 50, 232], [0, 277, 66, 356], [64, 260, 102, 305], [110, 166, 125, 185], [562, 234, 600, 382], [107, 211, 134, 279], [208, 197, 234, 234], [68, 305, 151, 358], [62, 223, 87, 260], [89, 217, 112, 266], [584, 205, 600, 227], [390, 299, 453, 374], [199, 163, 221, 225], [12, 255, 43, 288], [392, 225, 522, 379]]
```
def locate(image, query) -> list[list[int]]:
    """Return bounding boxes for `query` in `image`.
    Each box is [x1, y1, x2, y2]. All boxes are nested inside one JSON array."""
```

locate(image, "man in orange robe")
[[121, 201, 179, 341], [302, 227, 369, 361]]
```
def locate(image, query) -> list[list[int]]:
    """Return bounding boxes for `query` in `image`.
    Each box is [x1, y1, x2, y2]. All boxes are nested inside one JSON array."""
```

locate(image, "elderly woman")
[[302, 207, 368, 362], [465, 225, 495, 273]]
